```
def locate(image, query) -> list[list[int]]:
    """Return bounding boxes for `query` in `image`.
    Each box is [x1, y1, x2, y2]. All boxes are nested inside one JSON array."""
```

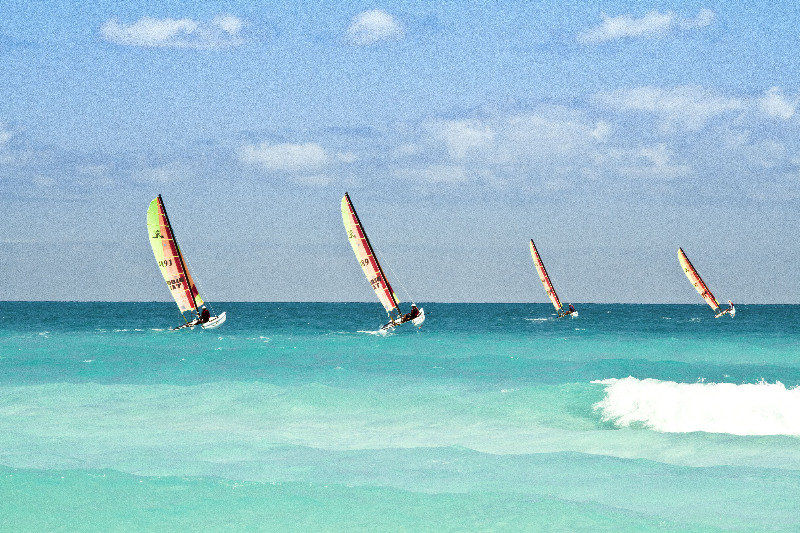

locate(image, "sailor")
[[199, 307, 211, 324], [402, 305, 420, 323], [568, 304, 575, 315]]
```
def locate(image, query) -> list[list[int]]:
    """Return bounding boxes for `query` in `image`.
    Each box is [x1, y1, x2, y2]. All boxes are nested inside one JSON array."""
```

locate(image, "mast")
[[158, 195, 199, 316], [344, 192, 399, 315]]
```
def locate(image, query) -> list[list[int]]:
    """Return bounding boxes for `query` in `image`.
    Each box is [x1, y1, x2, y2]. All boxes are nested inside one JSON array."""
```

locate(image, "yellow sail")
[[147, 196, 203, 314]]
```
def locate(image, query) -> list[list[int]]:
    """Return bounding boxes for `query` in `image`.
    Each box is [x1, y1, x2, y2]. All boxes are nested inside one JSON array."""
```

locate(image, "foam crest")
[[594, 377, 800, 435]]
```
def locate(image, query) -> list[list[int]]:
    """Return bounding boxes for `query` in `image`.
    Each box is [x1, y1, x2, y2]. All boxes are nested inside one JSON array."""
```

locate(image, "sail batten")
[[147, 196, 203, 314], [678, 248, 720, 311], [530, 240, 563, 312], [341, 193, 400, 315]]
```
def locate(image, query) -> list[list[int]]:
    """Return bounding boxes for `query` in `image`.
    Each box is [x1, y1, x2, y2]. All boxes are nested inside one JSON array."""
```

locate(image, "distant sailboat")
[[147, 195, 226, 330], [529, 240, 576, 318], [677, 248, 734, 318], [341, 193, 424, 330]]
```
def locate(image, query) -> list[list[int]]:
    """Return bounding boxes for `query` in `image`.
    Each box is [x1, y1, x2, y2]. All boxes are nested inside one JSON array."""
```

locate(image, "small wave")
[[524, 318, 549, 322], [593, 377, 800, 436], [357, 329, 393, 337]]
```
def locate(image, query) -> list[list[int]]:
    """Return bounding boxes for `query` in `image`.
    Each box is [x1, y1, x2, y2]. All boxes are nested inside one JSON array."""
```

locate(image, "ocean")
[[1, 302, 799, 531]]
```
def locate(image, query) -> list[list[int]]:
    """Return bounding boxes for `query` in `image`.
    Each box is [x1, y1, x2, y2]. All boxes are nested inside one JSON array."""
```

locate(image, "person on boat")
[[724, 300, 735, 316], [568, 304, 575, 315], [199, 307, 211, 324], [400, 305, 421, 324]]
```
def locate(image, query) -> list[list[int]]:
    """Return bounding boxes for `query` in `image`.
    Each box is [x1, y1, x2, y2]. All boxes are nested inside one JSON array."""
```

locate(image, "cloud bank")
[[239, 142, 329, 172], [579, 9, 714, 44], [101, 15, 244, 49]]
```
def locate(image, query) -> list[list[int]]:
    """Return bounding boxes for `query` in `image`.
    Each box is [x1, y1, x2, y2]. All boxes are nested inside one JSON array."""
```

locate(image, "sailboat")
[[529, 240, 576, 318], [677, 248, 734, 318], [341, 193, 425, 330], [147, 195, 226, 330]]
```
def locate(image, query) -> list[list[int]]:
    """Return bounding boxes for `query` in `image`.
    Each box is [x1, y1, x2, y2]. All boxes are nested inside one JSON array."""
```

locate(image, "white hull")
[[201, 312, 226, 329], [380, 307, 425, 331], [412, 307, 425, 327]]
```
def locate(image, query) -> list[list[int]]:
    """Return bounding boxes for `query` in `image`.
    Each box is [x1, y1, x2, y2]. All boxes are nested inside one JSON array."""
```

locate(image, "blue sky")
[[1, 1, 800, 303]]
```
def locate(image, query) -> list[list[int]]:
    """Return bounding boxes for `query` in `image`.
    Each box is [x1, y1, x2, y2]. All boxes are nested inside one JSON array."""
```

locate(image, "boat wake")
[[357, 329, 394, 337], [593, 377, 800, 436]]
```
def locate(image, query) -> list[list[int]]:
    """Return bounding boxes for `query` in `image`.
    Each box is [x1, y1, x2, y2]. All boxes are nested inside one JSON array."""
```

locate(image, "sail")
[[678, 248, 720, 311], [530, 240, 563, 312], [147, 196, 203, 314], [341, 193, 400, 315]]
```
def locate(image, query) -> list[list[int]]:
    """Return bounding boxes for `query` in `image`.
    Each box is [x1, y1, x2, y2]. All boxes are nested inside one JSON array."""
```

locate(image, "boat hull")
[[201, 312, 226, 329]]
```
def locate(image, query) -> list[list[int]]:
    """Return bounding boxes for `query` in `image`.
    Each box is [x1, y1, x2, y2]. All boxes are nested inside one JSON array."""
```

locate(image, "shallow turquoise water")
[[1, 302, 799, 530]]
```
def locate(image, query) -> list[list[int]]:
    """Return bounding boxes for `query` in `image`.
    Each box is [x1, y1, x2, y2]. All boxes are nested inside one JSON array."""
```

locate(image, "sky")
[[1, 1, 800, 303]]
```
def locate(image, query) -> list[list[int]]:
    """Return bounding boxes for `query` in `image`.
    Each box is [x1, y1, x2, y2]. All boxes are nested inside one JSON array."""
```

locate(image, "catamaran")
[[529, 240, 576, 318], [147, 195, 226, 330], [677, 247, 735, 318], [341, 192, 425, 330]]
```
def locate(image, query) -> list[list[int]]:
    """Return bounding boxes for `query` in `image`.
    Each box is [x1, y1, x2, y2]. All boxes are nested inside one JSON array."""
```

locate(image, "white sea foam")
[[357, 329, 393, 336], [593, 377, 800, 436], [524, 318, 549, 322]]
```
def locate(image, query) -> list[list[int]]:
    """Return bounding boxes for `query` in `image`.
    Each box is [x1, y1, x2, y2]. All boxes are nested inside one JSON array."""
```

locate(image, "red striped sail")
[[678, 248, 720, 312], [341, 193, 400, 316], [530, 240, 563, 312], [147, 196, 202, 314]]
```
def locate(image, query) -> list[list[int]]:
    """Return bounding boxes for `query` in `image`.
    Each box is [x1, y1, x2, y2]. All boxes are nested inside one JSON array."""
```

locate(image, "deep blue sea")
[[1, 302, 800, 531]]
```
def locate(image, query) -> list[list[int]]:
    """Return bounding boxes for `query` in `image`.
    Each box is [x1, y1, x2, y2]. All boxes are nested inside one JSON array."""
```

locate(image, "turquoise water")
[[1, 302, 800, 531]]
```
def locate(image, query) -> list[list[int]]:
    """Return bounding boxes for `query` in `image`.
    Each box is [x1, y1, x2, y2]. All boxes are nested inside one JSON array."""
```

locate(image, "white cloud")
[[432, 120, 495, 158], [421, 107, 628, 186], [759, 87, 796, 120], [494, 109, 609, 164], [598, 144, 692, 180], [335, 151, 358, 164], [239, 142, 329, 172], [578, 9, 714, 44], [591, 121, 612, 142], [347, 9, 403, 46], [101, 15, 244, 49], [685, 8, 716, 28], [0, 122, 11, 147], [594, 86, 743, 131]]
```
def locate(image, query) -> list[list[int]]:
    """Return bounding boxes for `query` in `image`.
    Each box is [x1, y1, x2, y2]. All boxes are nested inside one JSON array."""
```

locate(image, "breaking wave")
[[593, 377, 800, 436]]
